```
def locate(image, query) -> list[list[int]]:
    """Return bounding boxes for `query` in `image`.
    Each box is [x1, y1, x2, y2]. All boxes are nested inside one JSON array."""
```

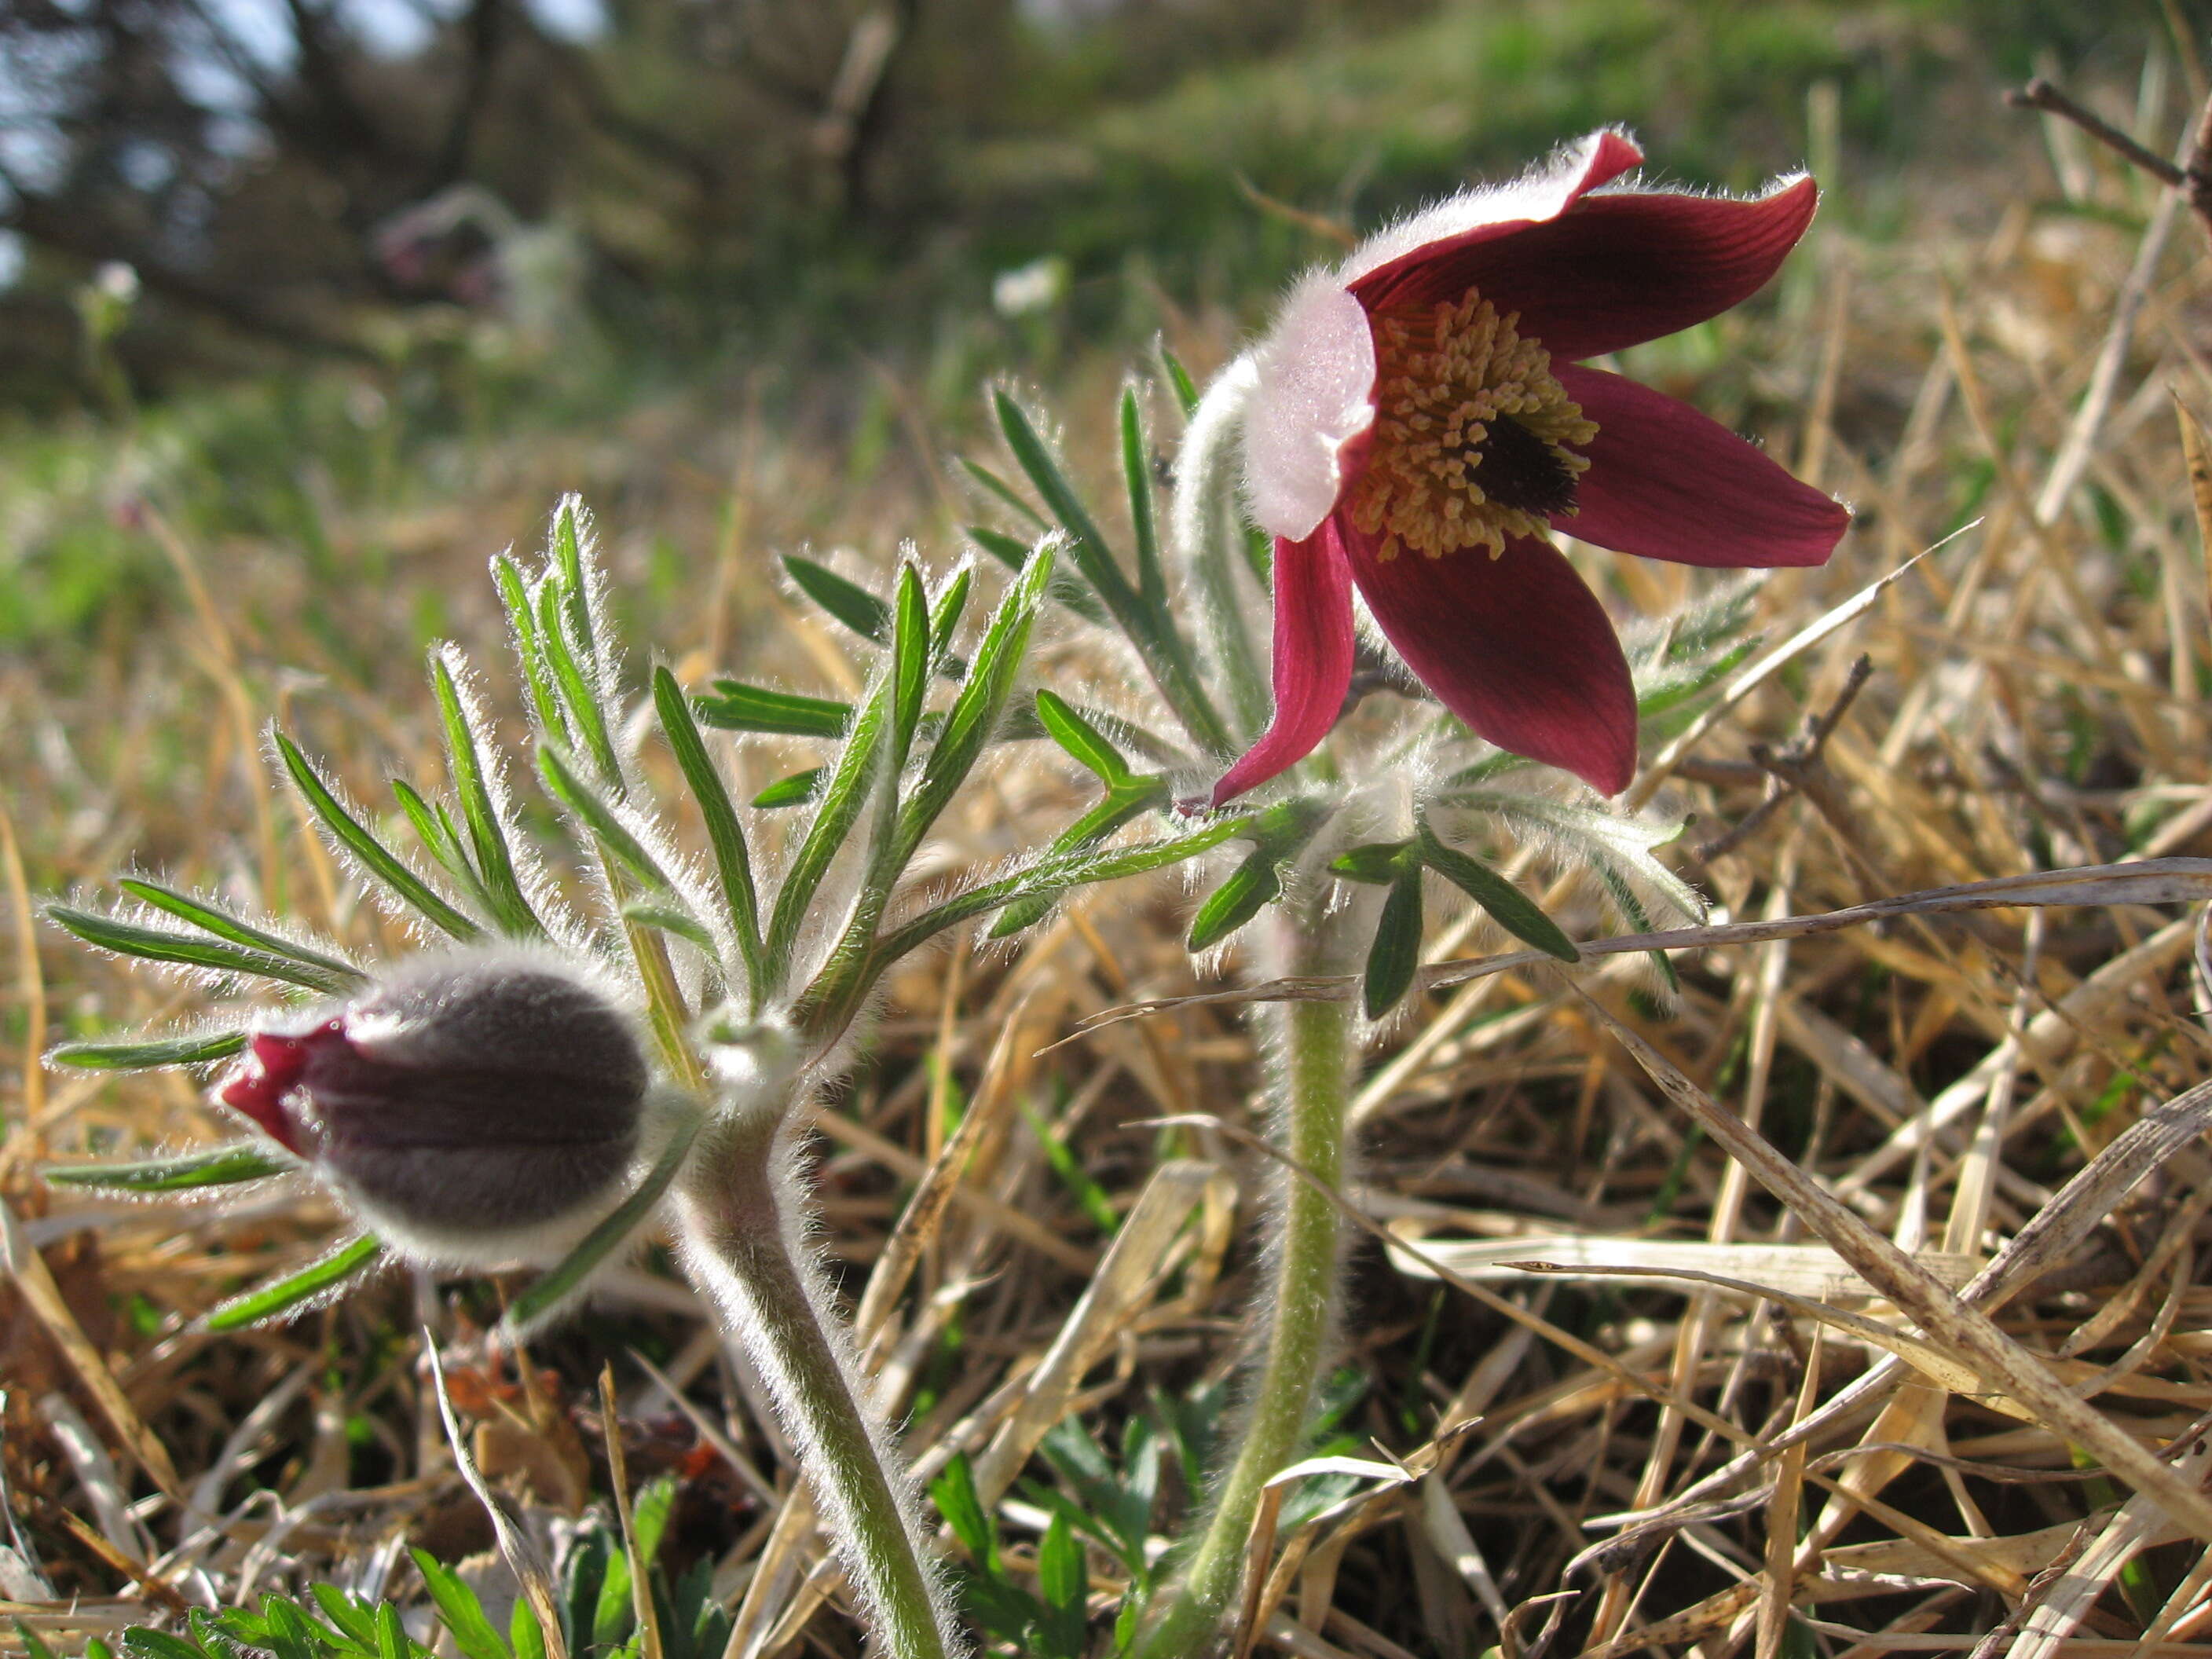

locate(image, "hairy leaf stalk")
[[676, 1106, 958, 1659], [1139, 896, 1362, 1657]]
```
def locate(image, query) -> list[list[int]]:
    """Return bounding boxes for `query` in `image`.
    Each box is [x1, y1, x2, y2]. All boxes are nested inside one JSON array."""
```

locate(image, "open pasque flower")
[[1209, 130, 1850, 804]]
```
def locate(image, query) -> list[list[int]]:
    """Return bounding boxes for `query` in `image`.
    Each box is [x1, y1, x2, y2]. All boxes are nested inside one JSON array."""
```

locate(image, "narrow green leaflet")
[[888, 564, 930, 766], [764, 669, 891, 990], [892, 543, 1056, 863], [1035, 1514, 1088, 1659], [1450, 789, 1705, 925], [430, 654, 542, 938], [538, 747, 679, 895], [1120, 387, 1166, 610], [694, 683, 852, 739], [388, 778, 504, 928], [504, 1110, 701, 1333], [652, 667, 764, 992], [965, 524, 1108, 624], [1415, 826, 1580, 963], [1186, 846, 1282, 953], [534, 578, 621, 789], [1033, 689, 1129, 784], [411, 1550, 512, 1659], [958, 456, 1051, 533], [928, 1454, 1000, 1573], [1329, 842, 1410, 885], [928, 566, 973, 669], [1160, 348, 1201, 417], [549, 496, 602, 679], [44, 1143, 287, 1192], [49, 1030, 247, 1070], [878, 816, 1247, 966], [1364, 859, 1426, 1018], [752, 768, 822, 808], [985, 778, 1168, 939], [204, 1234, 385, 1331], [118, 880, 367, 991], [494, 555, 573, 747], [48, 906, 352, 994], [272, 738, 481, 940], [784, 554, 891, 643], [1185, 797, 1330, 951], [618, 902, 715, 950]]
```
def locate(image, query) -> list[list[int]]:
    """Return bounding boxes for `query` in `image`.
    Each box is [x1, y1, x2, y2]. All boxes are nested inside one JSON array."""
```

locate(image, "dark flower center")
[[1352, 287, 1596, 561]]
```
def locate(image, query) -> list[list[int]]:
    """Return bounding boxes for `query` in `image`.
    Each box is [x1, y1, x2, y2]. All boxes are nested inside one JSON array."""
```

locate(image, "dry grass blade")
[[600, 1366, 665, 1659], [424, 1342, 571, 1659], [1060, 861, 2212, 1035], [1565, 980, 2212, 1544], [970, 1157, 1226, 1502], [1393, 1236, 1981, 1301], [0, 1199, 182, 1500]]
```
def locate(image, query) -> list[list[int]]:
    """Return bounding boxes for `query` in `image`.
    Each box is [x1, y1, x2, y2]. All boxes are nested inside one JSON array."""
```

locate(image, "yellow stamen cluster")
[[1350, 287, 1598, 561]]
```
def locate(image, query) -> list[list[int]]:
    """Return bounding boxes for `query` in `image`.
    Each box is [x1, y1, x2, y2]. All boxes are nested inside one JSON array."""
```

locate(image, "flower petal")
[[1339, 129, 1645, 289], [1345, 524, 1636, 795], [1556, 366, 1849, 567], [1206, 522, 1358, 805], [1353, 174, 1819, 362], [1244, 271, 1379, 540]]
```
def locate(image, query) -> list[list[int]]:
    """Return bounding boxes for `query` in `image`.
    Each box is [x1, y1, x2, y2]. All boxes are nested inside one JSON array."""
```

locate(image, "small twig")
[[1691, 655, 1873, 864], [2009, 78, 2188, 188], [2009, 74, 2212, 246]]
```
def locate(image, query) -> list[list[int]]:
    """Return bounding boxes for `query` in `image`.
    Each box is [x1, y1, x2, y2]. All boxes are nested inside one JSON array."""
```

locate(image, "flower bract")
[[1212, 128, 1851, 804]]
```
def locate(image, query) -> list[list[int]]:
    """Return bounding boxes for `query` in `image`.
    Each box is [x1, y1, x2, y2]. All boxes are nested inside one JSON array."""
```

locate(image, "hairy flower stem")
[[1139, 907, 1359, 1658], [676, 1108, 954, 1659]]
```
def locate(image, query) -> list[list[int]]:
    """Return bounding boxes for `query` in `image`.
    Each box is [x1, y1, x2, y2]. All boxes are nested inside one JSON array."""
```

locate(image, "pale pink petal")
[[1345, 525, 1636, 795], [1206, 521, 1358, 805], [1243, 271, 1378, 540], [1339, 130, 1645, 287], [1353, 175, 1818, 362], [1556, 366, 1849, 567]]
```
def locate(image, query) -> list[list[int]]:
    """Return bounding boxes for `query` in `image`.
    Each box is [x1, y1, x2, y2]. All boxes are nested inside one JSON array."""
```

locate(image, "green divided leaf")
[[44, 1143, 287, 1192], [694, 683, 852, 739], [118, 881, 368, 991], [1035, 1514, 1088, 1659], [1329, 841, 1410, 885], [47, 906, 352, 995]]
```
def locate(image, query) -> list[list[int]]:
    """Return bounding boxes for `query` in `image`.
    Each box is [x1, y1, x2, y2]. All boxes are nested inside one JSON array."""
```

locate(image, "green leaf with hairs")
[[273, 734, 478, 940], [752, 767, 822, 809], [1415, 828, 1579, 963], [1364, 858, 1426, 1018], [205, 1234, 384, 1331], [783, 553, 891, 643], [694, 683, 852, 739], [429, 654, 541, 938], [49, 1030, 247, 1071], [1033, 690, 1129, 784], [652, 666, 764, 988], [44, 1143, 287, 1192], [48, 906, 350, 994], [119, 880, 367, 991]]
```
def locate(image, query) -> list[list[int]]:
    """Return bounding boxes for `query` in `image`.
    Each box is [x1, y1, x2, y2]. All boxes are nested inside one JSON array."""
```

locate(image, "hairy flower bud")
[[218, 950, 650, 1260]]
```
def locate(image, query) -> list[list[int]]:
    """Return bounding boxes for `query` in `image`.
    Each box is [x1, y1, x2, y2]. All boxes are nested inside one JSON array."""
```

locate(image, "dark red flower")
[[219, 952, 648, 1254], [1209, 130, 1849, 804]]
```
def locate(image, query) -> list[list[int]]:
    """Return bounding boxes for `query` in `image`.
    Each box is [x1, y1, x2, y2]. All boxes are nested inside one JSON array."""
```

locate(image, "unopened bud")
[[218, 951, 649, 1259]]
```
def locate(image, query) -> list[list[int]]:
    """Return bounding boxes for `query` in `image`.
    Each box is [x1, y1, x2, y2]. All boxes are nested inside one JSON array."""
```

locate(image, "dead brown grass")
[[16, 66, 2212, 1659]]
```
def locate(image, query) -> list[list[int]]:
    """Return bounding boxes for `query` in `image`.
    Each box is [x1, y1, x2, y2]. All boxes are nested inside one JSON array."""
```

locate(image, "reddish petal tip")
[[218, 1021, 340, 1155]]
